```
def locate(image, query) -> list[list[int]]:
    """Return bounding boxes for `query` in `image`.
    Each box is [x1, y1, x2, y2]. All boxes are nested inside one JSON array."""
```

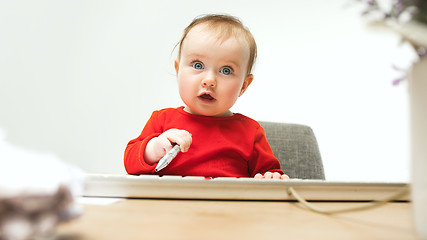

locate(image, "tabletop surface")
[[57, 198, 416, 240]]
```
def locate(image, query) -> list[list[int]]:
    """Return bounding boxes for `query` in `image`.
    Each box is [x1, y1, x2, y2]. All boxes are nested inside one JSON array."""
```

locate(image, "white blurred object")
[[0, 129, 84, 240], [409, 59, 427, 240]]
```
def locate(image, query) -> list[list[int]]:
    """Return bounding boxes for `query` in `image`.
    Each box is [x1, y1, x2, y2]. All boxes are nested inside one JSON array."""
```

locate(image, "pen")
[[155, 144, 181, 172]]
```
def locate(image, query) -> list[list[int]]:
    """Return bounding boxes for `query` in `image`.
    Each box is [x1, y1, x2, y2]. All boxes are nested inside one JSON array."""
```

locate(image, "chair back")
[[259, 121, 325, 179]]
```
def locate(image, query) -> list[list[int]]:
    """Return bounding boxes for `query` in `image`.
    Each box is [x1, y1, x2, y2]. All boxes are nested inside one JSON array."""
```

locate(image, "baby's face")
[[175, 24, 253, 117]]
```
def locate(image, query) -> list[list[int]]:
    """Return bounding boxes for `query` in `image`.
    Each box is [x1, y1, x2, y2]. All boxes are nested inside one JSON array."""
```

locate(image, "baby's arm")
[[254, 172, 289, 180], [144, 129, 192, 165]]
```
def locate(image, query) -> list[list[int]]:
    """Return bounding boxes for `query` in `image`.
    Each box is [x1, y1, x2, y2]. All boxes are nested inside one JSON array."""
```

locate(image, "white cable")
[[287, 187, 410, 214]]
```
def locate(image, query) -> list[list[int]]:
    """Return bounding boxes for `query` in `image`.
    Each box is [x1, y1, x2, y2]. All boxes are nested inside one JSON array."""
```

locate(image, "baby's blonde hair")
[[176, 14, 257, 75]]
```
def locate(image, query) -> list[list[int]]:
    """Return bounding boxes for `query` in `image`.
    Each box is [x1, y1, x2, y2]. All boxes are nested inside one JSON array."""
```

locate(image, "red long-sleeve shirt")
[[124, 107, 284, 177]]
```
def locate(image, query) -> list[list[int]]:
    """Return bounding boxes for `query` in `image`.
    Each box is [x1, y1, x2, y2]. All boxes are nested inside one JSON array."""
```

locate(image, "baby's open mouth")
[[199, 93, 215, 101]]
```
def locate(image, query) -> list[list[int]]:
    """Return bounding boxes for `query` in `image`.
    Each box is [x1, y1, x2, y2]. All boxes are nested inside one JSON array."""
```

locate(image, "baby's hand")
[[144, 129, 192, 165], [254, 172, 289, 180]]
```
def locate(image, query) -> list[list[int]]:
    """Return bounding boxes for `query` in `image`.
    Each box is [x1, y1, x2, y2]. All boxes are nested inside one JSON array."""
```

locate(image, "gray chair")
[[259, 121, 325, 180]]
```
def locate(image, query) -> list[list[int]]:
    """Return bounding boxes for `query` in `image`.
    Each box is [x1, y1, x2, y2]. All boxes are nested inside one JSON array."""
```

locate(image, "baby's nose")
[[201, 75, 216, 88]]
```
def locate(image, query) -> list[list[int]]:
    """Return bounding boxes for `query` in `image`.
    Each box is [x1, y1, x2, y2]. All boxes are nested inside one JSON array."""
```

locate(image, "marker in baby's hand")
[[155, 144, 181, 172]]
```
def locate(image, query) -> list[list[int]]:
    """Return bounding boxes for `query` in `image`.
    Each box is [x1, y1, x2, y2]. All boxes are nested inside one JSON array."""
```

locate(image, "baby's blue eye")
[[192, 62, 204, 70], [220, 67, 232, 75]]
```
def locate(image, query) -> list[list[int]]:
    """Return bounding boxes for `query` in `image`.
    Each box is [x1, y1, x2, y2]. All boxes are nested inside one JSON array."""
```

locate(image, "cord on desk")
[[287, 187, 410, 214]]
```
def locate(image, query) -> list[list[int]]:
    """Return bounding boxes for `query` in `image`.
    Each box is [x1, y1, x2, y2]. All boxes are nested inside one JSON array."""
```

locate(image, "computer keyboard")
[[83, 173, 409, 201]]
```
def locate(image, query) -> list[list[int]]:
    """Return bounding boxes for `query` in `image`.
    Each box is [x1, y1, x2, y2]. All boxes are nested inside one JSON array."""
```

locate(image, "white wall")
[[0, 0, 413, 181]]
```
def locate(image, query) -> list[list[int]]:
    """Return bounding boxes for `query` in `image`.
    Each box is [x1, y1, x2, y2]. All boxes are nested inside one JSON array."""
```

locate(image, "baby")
[[124, 14, 288, 180]]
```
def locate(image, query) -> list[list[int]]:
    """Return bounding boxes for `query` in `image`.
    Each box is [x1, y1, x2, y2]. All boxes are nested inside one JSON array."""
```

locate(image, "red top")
[[124, 107, 284, 177]]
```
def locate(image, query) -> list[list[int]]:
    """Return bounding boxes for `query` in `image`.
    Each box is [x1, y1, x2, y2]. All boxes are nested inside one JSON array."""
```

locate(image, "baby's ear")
[[239, 74, 254, 97], [174, 59, 180, 75]]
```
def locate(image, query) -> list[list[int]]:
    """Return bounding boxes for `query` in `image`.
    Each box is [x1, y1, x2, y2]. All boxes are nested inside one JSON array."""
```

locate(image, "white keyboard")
[[83, 173, 409, 201]]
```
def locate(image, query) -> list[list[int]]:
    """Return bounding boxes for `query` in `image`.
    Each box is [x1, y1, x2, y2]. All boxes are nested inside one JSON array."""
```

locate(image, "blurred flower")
[[0, 129, 84, 240], [354, 0, 427, 84], [357, 0, 423, 22]]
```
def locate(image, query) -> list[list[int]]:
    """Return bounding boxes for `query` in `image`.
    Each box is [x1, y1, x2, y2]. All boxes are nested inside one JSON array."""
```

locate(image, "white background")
[[0, 0, 414, 182]]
